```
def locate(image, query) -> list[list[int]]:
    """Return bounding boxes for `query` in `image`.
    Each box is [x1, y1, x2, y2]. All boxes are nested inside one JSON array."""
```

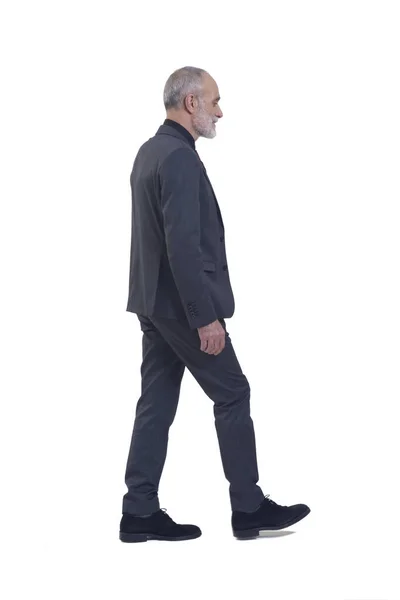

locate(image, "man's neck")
[[165, 115, 199, 141]]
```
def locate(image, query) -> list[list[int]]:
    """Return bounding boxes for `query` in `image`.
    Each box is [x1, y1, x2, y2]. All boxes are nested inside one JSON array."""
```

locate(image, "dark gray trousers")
[[122, 315, 264, 515]]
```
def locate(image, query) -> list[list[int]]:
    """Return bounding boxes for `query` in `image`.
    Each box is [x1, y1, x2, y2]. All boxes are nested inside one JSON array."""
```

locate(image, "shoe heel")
[[233, 528, 259, 539], [119, 531, 148, 543]]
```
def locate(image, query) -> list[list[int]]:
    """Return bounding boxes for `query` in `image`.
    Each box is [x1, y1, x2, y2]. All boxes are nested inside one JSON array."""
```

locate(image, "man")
[[119, 66, 310, 542]]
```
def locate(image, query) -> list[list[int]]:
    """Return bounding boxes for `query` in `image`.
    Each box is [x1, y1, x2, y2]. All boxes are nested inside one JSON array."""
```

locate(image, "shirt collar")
[[163, 118, 196, 150]]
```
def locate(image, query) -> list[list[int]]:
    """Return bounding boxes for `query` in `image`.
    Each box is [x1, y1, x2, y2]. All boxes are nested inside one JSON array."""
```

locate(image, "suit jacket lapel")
[[195, 153, 225, 231]]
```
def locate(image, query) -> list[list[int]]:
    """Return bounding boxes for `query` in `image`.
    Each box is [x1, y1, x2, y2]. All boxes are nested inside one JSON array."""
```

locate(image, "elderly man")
[[119, 66, 310, 542]]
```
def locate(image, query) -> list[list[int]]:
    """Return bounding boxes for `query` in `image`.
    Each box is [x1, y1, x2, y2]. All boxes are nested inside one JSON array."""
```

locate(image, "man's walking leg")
[[122, 315, 185, 515], [149, 316, 265, 513]]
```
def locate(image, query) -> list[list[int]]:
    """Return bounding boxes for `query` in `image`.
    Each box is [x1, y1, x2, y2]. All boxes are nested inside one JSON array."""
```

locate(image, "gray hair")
[[163, 66, 208, 110]]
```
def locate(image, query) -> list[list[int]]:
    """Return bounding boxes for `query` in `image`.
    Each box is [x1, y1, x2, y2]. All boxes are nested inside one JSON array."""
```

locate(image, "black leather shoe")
[[232, 494, 311, 539], [119, 508, 202, 543]]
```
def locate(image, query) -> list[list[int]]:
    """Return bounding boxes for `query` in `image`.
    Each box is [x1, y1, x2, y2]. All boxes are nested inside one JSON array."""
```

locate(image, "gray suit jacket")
[[126, 123, 235, 329]]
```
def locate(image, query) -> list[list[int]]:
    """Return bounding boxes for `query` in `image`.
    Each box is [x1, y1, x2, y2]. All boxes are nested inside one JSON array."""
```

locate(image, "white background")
[[1, 1, 399, 599]]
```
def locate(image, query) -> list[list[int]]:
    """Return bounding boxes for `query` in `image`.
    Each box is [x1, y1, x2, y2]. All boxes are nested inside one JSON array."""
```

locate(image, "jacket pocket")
[[203, 260, 216, 272]]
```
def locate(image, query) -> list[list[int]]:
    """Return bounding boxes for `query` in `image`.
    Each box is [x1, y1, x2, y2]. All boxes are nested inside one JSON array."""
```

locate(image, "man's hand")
[[197, 320, 226, 355]]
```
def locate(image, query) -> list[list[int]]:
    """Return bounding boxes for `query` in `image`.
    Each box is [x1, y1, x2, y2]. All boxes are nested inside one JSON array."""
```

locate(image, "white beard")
[[193, 104, 217, 139]]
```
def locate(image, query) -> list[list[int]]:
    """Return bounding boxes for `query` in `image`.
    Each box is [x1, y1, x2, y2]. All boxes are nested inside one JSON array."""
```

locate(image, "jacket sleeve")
[[159, 147, 218, 329]]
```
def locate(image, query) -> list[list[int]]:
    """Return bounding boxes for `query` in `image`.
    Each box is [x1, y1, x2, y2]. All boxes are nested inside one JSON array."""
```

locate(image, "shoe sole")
[[119, 530, 202, 543], [232, 506, 311, 539]]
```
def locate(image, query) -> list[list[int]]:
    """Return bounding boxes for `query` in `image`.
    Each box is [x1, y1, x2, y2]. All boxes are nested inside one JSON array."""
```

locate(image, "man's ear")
[[184, 93, 198, 114]]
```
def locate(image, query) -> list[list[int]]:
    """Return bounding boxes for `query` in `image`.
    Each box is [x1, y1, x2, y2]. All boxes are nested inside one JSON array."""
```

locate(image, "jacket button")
[[223, 265, 227, 271]]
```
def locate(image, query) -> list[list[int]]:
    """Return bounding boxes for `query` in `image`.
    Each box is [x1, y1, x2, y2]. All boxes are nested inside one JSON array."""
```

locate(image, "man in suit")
[[119, 66, 310, 543]]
